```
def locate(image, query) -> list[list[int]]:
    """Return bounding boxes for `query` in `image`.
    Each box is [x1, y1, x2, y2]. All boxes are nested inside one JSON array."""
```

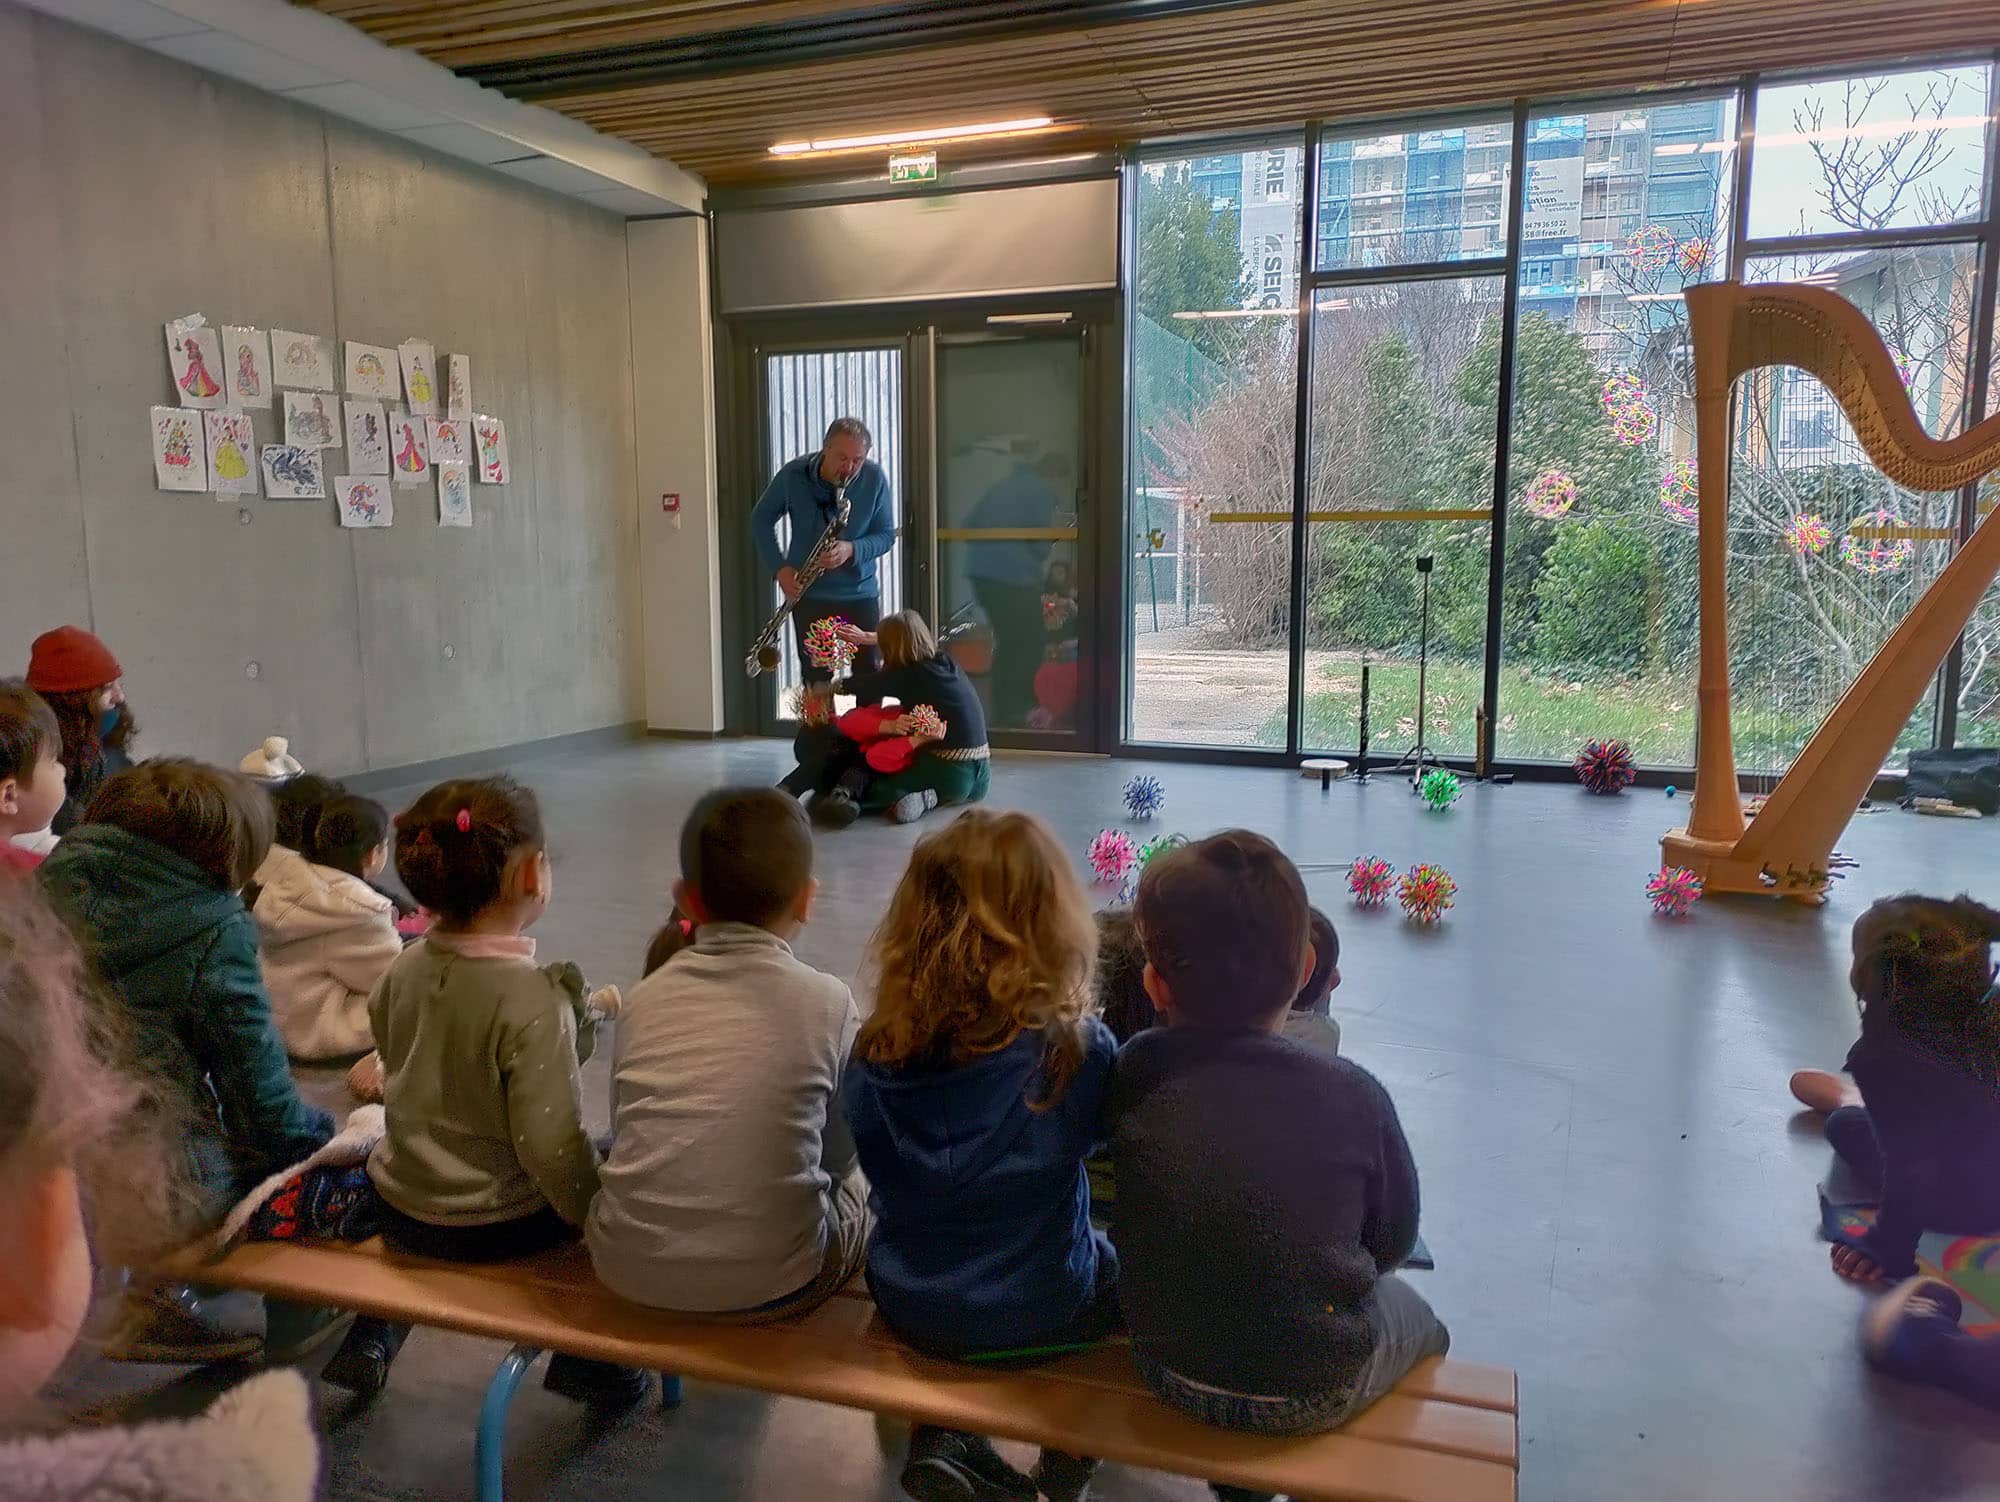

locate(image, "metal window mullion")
[[1480, 100, 1532, 772], [1285, 128, 1321, 758], [1305, 256, 1511, 291], [1940, 50, 2000, 747]]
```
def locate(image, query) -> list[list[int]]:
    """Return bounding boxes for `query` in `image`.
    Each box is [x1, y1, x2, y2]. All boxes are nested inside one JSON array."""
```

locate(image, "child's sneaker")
[[1862, 1276, 1964, 1382], [101, 1286, 262, 1364], [890, 789, 940, 825], [320, 1316, 409, 1398], [1031, 1448, 1099, 1502], [541, 1354, 652, 1410], [899, 1426, 1036, 1502], [812, 791, 861, 829]]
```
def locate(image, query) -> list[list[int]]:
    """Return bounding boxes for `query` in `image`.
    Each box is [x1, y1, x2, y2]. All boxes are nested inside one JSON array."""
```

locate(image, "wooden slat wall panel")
[[294, 0, 2000, 183]]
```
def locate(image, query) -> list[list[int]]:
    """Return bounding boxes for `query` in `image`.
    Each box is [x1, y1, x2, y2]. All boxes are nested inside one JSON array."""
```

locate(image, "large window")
[[1123, 62, 2000, 775], [1127, 143, 1304, 748], [1496, 96, 1736, 765]]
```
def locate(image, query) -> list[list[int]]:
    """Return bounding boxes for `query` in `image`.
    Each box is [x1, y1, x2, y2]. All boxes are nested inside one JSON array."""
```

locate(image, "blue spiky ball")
[[1122, 774, 1166, 820]]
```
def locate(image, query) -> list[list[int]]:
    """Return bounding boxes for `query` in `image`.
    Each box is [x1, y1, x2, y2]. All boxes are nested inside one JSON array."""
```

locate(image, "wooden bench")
[[163, 1237, 1517, 1502]]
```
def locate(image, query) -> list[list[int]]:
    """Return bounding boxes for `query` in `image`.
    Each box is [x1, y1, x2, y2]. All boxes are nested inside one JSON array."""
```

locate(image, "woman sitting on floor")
[[814, 610, 990, 828]]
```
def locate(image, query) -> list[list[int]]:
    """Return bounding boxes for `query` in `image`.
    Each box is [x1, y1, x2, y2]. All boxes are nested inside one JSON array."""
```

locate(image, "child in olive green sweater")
[[322, 777, 638, 1405]]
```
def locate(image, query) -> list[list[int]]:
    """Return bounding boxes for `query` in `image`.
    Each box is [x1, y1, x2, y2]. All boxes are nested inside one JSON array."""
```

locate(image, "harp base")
[[1660, 827, 1830, 905]]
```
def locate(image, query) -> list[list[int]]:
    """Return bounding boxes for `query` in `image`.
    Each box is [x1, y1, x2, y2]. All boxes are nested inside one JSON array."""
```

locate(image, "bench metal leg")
[[659, 1373, 682, 1410], [476, 1344, 542, 1502]]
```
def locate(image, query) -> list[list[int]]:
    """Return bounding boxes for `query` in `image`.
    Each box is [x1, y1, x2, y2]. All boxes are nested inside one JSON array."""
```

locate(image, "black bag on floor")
[[1906, 747, 2000, 815]]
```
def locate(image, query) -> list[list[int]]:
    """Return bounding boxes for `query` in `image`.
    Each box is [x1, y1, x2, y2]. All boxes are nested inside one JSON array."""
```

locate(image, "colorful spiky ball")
[[1418, 767, 1461, 811], [1139, 832, 1187, 870], [905, 704, 946, 743], [1399, 864, 1457, 924], [789, 686, 833, 728], [802, 616, 854, 673], [1122, 773, 1167, 820], [1647, 865, 1704, 917], [1600, 372, 1646, 418], [1840, 508, 1915, 575], [1625, 223, 1676, 273], [1659, 459, 1699, 526], [1676, 236, 1711, 277], [1784, 513, 1833, 557], [1348, 856, 1395, 907], [1524, 470, 1578, 521], [1087, 829, 1138, 885], [1573, 738, 1636, 795], [1612, 398, 1659, 447]]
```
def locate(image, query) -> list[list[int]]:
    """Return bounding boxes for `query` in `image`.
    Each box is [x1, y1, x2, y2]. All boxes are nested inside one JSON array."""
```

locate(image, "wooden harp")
[[1664, 281, 2000, 902]]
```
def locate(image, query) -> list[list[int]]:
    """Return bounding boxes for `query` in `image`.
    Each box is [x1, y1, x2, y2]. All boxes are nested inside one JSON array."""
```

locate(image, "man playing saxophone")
[[750, 415, 897, 687]]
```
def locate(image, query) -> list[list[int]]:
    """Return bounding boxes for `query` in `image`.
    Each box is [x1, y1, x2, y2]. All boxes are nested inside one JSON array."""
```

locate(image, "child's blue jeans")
[[1133, 1274, 1450, 1502]]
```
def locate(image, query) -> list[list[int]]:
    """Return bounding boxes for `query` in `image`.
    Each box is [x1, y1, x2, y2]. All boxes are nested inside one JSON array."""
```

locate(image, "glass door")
[[754, 344, 905, 724], [931, 328, 1092, 743]]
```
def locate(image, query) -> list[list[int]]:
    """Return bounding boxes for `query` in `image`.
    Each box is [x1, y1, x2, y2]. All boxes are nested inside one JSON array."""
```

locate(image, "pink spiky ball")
[[1399, 864, 1456, 924], [1647, 865, 1704, 917], [1087, 829, 1138, 885], [905, 704, 946, 742], [1348, 856, 1394, 907]]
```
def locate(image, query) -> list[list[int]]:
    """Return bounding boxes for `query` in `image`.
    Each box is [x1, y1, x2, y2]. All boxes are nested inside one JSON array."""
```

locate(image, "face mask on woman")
[[98, 705, 122, 738]]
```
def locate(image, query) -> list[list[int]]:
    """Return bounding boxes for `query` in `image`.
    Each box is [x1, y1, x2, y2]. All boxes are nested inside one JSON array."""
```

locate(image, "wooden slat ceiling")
[[295, 0, 2000, 184]]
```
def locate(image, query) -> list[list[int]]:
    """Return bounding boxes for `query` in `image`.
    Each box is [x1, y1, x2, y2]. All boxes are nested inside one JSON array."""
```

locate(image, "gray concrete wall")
[[0, 4, 642, 775]]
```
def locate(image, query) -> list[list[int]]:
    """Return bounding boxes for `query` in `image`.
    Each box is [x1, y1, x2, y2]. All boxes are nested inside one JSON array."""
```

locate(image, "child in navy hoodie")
[[844, 809, 1115, 1502], [1113, 832, 1444, 1502]]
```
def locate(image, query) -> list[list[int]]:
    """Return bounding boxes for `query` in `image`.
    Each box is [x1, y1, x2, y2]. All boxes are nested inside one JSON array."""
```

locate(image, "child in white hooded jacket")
[[255, 791, 401, 1060]]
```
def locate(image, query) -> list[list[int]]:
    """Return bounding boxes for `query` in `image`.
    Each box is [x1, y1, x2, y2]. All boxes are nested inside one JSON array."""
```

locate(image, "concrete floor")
[[52, 737, 2000, 1501]]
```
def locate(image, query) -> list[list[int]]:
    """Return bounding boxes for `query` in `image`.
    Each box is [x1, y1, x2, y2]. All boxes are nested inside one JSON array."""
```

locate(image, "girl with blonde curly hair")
[[842, 808, 1114, 1502]]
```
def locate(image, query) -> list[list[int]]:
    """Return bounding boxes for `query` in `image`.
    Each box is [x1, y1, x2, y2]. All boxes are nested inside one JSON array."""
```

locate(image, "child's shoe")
[[541, 1354, 652, 1410], [812, 791, 861, 829], [890, 789, 940, 825], [320, 1316, 409, 1398], [900, 1426, 1037, 1502], [101, 1286, 262, 1364], [1031, 1448, 1099, 1502], [1863, 1276, 1963, 1383]]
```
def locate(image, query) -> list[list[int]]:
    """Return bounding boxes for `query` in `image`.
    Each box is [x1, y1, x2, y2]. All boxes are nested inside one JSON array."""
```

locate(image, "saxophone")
[[745, 486, 851, 677]]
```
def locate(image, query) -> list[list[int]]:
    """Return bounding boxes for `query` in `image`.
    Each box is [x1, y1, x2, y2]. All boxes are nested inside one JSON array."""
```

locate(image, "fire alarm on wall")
[[661, 493, 680, 513]]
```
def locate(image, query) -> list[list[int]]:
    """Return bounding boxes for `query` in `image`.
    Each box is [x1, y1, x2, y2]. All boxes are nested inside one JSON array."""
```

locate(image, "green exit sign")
[[889, 150, 938, 183]]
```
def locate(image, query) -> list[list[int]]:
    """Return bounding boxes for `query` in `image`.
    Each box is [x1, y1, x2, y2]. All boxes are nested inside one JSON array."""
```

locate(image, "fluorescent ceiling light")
[[770, 115, 1055, 158], [1627, 292, 1685, 302], [987, 312, 1074, 324], [1653, 141, 1737, 157]]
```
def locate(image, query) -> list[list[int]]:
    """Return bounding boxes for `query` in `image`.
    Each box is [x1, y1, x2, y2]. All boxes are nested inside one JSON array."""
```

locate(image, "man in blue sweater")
[[751, 416, 898, 687]]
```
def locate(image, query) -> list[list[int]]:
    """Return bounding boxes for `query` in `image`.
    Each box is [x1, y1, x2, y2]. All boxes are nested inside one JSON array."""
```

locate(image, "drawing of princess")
[[179, 337, 220, 400], [396, 424, 424, 473], [477, 424, 499, 466], [235, 344, 261, 400], [408, 359, 434, 406], [213, 433, 249, 481], [347, 483, 382, 522]]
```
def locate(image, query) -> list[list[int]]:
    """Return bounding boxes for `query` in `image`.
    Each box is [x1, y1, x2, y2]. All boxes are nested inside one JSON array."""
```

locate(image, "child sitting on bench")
[[320, 776, 640, 1405], [1114, 833, 1446, 1502], [588, 788, 868, 1320], [0, 879, 321, 1498], [844, 809, 1115, 1502]]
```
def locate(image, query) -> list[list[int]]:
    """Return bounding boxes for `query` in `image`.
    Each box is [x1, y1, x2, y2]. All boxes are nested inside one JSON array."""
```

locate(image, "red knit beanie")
[[26, 626, 122, 695]]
